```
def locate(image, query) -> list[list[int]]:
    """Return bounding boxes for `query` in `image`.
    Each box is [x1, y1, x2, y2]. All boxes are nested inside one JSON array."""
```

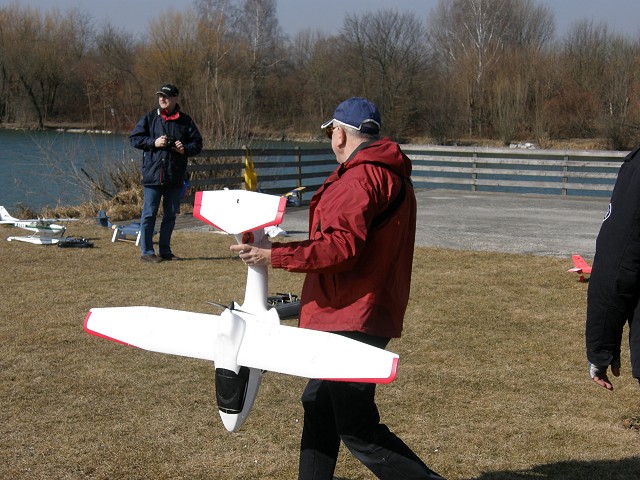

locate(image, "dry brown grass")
[[1, 223, 639, 479]]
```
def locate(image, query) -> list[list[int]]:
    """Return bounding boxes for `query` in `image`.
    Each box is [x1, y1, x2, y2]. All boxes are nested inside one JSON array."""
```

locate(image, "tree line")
[[1, 0, 639, 149]]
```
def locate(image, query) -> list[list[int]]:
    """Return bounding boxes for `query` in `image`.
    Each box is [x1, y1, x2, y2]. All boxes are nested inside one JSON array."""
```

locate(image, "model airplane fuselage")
[[85, 190, 399, 432]]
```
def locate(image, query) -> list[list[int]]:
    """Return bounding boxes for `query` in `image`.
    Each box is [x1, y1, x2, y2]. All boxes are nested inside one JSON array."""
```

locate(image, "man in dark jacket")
[[586, 145, 640, 390], [129, 84, 203, 262], [231, 97, 444, 479]]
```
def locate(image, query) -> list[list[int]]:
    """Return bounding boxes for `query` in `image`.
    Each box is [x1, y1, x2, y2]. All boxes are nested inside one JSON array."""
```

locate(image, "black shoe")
[[160, 253, 179, 261], [141, 254, 162, 263]]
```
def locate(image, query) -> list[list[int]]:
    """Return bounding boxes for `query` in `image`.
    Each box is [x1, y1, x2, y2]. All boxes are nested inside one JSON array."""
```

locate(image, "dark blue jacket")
[[586, 145, 640, 379], [129, 106, 203, 187]]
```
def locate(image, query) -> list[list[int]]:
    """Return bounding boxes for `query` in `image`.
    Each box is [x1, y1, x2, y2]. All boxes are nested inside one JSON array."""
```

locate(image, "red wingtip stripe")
[[237, 196, 288, 233], [321, 357, 399, 384], [83, 310, 92, 332], [83, 310, 140, 349], [192, 191, 222, 229]]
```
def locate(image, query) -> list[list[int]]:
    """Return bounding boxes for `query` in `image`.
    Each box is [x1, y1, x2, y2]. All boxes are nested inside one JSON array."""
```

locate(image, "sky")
[[1, 0, 639, 40]]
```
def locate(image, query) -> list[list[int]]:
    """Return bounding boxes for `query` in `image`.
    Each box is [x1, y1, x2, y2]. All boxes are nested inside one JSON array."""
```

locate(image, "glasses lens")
[[325, 124, 334, 139]]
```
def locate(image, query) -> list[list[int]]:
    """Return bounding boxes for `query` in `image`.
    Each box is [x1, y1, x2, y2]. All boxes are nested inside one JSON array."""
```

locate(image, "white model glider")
[[1, 206, 79, 244], [0, 206, 75, 235], [85, 189, 399, 432]]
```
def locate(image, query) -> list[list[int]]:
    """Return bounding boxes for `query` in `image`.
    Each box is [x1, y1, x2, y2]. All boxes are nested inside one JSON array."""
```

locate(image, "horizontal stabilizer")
[[84, 307, 218, 361], [237, 322, 399, 384], [193, 189, 286, 234]]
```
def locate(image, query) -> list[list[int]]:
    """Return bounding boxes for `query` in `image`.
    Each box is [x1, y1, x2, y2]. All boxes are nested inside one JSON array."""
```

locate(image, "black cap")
[[156, 84, 179, 97]]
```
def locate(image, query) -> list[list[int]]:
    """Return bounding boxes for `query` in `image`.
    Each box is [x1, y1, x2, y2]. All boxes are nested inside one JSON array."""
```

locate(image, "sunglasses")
[[324, 124, 337, 139]]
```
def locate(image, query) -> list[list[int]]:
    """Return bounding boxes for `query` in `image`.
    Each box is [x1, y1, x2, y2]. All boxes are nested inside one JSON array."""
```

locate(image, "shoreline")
[[0, 123, 615, 151]]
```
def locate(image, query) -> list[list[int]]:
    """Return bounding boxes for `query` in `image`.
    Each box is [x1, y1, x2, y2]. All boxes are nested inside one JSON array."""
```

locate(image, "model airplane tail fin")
[[97, 210, 112, 228], [571, 255, 591, 273], [193, 189, 287, 316], [193, 190, 286, 235], [0, 206, 17, 222]]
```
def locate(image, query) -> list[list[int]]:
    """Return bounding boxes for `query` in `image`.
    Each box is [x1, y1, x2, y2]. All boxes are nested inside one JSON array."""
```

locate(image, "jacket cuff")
[[270, 243, 284, 269]]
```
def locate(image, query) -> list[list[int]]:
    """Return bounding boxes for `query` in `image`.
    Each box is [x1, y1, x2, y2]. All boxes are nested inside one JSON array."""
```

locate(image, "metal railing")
[[184, 145, 629, 203]]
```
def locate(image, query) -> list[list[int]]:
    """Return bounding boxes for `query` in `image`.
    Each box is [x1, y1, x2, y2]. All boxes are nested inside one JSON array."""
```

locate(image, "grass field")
[[2, 222, 639, 480]]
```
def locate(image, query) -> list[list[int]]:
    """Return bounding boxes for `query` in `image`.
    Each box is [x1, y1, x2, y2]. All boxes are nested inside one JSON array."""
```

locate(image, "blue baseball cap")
[[321, 97, 381, 134]]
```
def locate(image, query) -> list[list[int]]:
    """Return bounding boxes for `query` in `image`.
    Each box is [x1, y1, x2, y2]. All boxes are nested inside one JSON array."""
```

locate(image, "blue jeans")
[[140, 185, 181, 256]]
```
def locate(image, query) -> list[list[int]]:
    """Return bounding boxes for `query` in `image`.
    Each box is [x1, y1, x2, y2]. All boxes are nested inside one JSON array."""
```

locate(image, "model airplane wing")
[[237, 322, 398, 383], [85, 306, 397, 383], [569, 254, 592, 273], [85, 307, 218, 361]]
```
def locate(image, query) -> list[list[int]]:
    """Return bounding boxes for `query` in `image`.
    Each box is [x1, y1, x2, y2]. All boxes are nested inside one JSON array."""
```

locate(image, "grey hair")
[[340, 123, 380, 141]]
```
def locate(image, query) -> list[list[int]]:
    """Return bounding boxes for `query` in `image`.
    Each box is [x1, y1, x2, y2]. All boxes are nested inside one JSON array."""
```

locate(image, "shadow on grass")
[[470, 456, 640, 480]]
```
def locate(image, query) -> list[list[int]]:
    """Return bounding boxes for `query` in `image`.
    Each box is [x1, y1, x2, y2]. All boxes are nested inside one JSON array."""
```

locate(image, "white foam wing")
[[84, 307, 218, 361], [85, 306, 399, 383], [238, 322, 399, 384]]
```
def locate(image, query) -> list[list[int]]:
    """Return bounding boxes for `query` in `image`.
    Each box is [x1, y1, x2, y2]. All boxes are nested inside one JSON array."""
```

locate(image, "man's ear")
[[335, 126, 347, 148]]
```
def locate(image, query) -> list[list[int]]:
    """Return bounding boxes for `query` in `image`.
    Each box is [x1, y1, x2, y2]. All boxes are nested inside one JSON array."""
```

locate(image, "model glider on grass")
[[84, 189, 399, 432], [567, 254, 592, 282], [0, 206, 78, 245]]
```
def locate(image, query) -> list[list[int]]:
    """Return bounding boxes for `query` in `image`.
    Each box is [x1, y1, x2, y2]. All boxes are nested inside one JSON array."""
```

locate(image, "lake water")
[[0, 129, 134, 210], [2, 129, 611, 212], [0, 129, 332, 211]]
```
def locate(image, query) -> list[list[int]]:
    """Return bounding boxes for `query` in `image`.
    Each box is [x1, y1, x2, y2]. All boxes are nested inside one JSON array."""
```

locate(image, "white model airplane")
[[0, 206, 77, 244], [84, 189, 399, 432]]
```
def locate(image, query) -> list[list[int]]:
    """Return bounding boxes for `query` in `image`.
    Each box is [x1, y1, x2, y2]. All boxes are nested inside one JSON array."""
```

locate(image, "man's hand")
[[154, 135, 168, 148], [230, 243, 272, 267], [589, 362, 620, 391], [173, 140, 185, 154], [153, 136, 184, 153]]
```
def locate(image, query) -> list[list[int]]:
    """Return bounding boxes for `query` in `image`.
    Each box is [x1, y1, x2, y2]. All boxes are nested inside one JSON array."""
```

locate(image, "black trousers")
[[298, 332, 444, 480]]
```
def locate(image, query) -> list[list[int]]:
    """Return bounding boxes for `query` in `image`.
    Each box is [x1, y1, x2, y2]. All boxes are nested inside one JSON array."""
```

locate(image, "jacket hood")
[[343, 138, 412, 178]]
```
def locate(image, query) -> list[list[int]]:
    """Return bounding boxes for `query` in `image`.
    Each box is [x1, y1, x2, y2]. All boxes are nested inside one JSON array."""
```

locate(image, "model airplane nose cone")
[[219, 411, 243, 432]]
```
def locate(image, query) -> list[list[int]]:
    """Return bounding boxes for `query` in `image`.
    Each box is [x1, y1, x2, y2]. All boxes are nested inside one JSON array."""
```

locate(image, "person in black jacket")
[[586, 145, 640, 390], [129, 84, 203, 262]]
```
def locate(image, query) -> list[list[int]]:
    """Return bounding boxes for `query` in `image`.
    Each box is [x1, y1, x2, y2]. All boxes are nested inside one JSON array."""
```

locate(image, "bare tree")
[[288, 30, 337, 127], [600, 34, 639, 148], [81, 24, 142, 129], [141, 8, 203, 107], [2, 6, 90, 128], [339, 9, 429, 139], [558, 21, 611, 139], [428, 0, 554, 137], [235, 0, 284, 95], [0, 8, 11, 123]]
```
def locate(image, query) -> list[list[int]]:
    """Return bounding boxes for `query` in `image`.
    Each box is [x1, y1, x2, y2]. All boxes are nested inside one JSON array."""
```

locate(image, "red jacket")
[[270, 138, 417, 338]]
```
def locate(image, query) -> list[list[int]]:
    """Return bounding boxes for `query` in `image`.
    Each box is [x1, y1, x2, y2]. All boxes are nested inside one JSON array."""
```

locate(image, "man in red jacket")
[[231, 97, 444, 479]]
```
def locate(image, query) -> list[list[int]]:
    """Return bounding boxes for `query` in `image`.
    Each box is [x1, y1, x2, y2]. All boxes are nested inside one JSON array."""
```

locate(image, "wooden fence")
[[185, 145, 629, 203]]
